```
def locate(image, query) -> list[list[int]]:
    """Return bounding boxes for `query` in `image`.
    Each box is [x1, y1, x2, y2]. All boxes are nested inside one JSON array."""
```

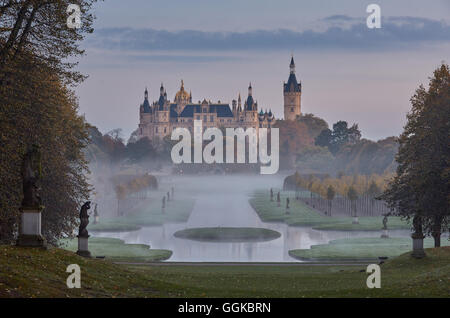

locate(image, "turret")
[[283, 55, 302, 120]]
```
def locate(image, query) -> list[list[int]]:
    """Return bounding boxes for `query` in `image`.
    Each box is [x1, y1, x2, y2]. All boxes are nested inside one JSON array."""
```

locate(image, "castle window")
[[196, 115, 200, 120], [210, 116, 214, 122], [156, 127, 158, 133], [164, 127, 167, 133], [220, 119, 224, 123], [204, 115, 207, 122], [291, 107, 294, 112]]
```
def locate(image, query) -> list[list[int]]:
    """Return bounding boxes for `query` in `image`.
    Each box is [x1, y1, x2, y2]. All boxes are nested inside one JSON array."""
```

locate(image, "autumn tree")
[[326, 185, 335, 216], [381, 63, 450, 247], [0, 53, 90, 244], [0, 0, 97, 85]]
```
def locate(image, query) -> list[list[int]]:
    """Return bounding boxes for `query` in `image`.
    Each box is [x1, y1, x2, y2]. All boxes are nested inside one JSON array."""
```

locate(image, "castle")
[[137, 56, 301, 141]]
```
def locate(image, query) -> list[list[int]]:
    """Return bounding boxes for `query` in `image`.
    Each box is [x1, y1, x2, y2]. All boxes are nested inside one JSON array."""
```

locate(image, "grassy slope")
[[249, 190, 410, 230], [289, 237, 450, 260], [173, 227, 281, 242], [88, 196, 195, 232], [61, 237, 172, 262], [1, 245, 449, 297]]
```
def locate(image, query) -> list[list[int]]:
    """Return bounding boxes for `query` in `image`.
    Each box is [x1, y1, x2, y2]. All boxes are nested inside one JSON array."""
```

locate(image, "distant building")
[[283, 56, 302, 120], [137, 56, 301, 141]]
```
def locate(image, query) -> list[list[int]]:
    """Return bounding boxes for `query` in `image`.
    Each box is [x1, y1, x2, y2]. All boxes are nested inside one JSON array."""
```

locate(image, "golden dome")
[[175, 80, 190, 101]]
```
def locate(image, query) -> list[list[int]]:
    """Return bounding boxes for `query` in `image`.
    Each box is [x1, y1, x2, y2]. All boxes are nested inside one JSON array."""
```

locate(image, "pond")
[[95, 175, 410, 262]]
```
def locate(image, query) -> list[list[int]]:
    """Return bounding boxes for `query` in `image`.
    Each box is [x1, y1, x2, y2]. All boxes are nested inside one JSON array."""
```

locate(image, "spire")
[[290, 55, 295, 74], [160, 83, 164, 95], [144, 87, 148, 100], [181, 79, 184, 90], [248, 82, 252, 96]]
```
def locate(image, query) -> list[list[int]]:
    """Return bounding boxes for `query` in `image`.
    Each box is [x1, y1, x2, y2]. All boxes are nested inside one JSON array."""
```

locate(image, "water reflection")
[[96, 175, 410, 262]]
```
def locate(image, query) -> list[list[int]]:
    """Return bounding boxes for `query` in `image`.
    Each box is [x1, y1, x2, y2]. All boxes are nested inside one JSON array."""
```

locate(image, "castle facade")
[[137, 56, 301, 141]]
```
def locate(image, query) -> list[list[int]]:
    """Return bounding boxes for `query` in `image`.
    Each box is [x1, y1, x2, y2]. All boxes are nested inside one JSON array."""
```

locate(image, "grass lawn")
[[249, 190, 410, 230], [173, 227, 281, 242], [88, 195, 195, 232], [1, 245, 449, 297], [60, 237, 172, 262], [289, 237, 450, 261]]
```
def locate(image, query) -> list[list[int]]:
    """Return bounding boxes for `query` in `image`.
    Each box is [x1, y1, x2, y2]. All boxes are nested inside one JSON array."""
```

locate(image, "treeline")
[[275, 114, 398, 175], [113, 174, 158, 216], [284, 172, 392, 217], [86, 127, 173, 169]]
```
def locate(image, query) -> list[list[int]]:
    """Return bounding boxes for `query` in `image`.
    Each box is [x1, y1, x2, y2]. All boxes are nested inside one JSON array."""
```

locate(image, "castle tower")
[[283, 56, 301, 120]]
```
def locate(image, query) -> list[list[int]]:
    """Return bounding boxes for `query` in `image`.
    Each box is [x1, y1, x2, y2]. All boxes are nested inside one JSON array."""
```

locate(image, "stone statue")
[[167, 191, 170, 201], [382, 214, 388, 230], [162, 196, 166, 210], [21, 144, 42, 208], [78, 201, 91, 238], [277, 192, 281, 207], [286, 197, 290, 209], [270, 188, 273, 201]]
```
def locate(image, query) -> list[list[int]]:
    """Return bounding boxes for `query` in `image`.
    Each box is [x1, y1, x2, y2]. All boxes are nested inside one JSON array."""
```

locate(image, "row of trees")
[[114, 174, 158, 216], [284, 172, 391, 217]]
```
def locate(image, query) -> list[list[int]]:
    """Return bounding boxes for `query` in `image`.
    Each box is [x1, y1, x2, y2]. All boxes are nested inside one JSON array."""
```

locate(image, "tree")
[[274, 119, 314, 169], [315, 121, 361, 155], [0, 53, 90, 244], [0, 0, 97, 85], [126, 137, 157, 163], [347, 186, 359, 223], [315, 128, 332, 148], [297, 113, 329, 139], [367, 180, 381, 216], [381, 63, 450, 247], [326, 185, 335, 216]]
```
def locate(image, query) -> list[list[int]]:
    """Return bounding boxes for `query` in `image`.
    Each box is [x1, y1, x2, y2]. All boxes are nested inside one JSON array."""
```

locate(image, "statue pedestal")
[[411, 233, 426, 258], [76, 235, 91, 258], [381, 229, 389, 238], [16, 208, 47, 248], [352, 217, 359, 224]]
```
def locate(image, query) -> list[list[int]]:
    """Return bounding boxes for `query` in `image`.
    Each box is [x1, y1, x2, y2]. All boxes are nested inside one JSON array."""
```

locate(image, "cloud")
[[85, 16, 450, 52]]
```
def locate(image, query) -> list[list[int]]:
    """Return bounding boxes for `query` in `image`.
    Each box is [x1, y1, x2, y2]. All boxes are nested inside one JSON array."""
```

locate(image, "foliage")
[[0, 0, 97, 85], [380, 63, 450, 245], [315, 121, 361, 155], [296, 113, 329, 138], [0, 54, 90, 244], [273, 119, 314, 169]]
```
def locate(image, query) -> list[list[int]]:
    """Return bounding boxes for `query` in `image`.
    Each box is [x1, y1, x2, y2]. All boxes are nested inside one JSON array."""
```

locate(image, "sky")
[[75, 0, 450, 141]]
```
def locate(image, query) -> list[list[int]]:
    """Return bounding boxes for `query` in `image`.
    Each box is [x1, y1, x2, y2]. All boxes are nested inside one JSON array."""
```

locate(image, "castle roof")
[[179, 103, 233, 118], [142, 98, 152, 113], [284, 73, 301, 92]]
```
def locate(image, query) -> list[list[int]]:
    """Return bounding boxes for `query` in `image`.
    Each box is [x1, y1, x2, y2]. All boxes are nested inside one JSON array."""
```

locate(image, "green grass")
[[249, 190, 410, 230], [289, 237, 450, 261], [87, 196, 195, 232], [173, 227, 281, 242], [60, 237, 172, 263], [1, 245, 449, 297]]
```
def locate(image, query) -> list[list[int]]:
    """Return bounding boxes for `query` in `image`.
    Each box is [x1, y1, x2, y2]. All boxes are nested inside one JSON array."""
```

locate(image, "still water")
[[96, 175, 409, 262]]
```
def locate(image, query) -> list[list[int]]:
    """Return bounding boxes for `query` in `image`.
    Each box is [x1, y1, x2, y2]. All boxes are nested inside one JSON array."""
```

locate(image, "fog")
[[92, 173, 410, 262]]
